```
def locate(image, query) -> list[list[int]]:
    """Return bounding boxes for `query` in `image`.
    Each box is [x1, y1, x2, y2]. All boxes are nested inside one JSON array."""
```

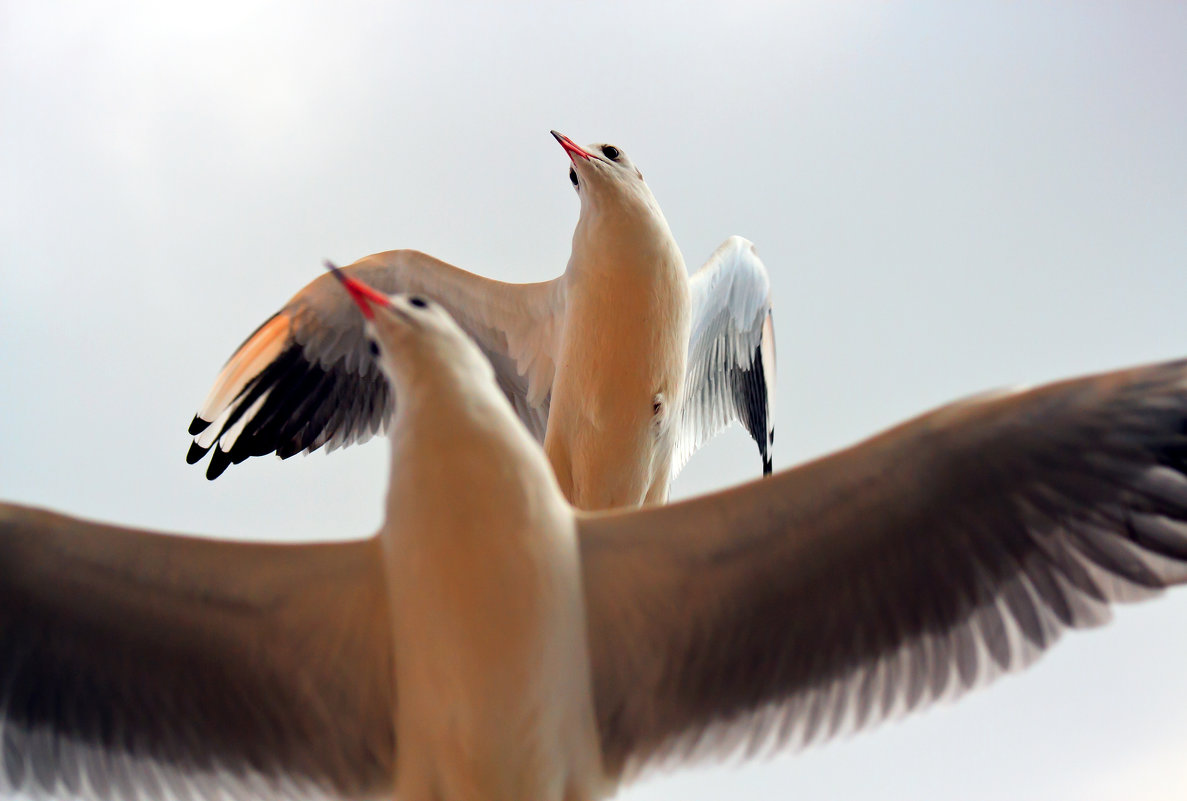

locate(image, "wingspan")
[[675, 236, 775, 480], [581, 358, 1187, 779], [0, 502, 395, 799], [188, 250, 562, 478]]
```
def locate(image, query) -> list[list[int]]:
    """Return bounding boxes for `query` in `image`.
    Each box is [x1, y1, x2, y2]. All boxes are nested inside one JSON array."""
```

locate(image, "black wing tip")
[[206, 448, 232, 480], [188, 416, 211, 436], [762, 454, 773, 476], [193, 339, 388, 476], [186, 441, 211, 465]]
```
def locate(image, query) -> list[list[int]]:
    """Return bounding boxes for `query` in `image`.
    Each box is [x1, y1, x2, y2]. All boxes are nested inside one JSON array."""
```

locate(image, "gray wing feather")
[[675, 236, 775, 479], [581, 359, 1187, 779], [188, 250, 560, 478], [0, 503, 394, 799]]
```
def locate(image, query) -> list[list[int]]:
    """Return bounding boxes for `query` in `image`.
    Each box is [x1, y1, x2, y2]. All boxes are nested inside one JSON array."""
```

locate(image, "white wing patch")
[[674, 236, 776, 479]]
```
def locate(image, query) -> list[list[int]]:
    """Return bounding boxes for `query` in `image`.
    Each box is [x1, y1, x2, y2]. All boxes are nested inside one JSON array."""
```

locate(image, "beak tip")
[[324, 259, 346, 284], [322, 259, 386, 320], [551, 130, 591, 161]]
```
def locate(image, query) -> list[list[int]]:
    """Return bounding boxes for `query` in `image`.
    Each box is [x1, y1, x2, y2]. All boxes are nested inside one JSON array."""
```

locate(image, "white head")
[[551, 130, 649, 209], [325, 262, 495, 395], [325, 263, 563, 512]]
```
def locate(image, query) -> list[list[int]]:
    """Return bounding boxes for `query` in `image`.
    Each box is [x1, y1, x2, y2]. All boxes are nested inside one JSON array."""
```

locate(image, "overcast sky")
[[2, 2, 1187, 799]]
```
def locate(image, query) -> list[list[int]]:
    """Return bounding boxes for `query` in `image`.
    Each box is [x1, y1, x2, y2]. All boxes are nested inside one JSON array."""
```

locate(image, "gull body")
[[372, 294, 605, 801], [544, 135, 690, 507], [7, 276, 1187, 800], [186, 133, 774, 511]]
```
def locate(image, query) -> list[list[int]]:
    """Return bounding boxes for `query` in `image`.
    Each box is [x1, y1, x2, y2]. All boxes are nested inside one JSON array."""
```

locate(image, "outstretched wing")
[[188, 249, 562, 478], [580, 359, 1187, 779], [0, 502, 394, 799], [675, 236, 775, 479]]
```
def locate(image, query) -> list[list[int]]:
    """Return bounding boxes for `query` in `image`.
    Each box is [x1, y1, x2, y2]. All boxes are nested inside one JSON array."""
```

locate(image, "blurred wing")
[[188, 249, 561, 478], [0, 503, 394, 800], [580, 359, 1187, 779], [675, 236, 775, 479]]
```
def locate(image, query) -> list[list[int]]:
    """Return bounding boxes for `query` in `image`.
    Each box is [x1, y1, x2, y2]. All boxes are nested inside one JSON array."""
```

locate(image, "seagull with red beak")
[[8, 267, 1187, 799], [185, 131, 775, 511]]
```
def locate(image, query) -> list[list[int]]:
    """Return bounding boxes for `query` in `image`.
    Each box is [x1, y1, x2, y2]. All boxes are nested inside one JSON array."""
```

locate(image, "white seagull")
[[185, 131, 773, 507], [185, 131, 776, 510], [6, 269, 1187, 801]]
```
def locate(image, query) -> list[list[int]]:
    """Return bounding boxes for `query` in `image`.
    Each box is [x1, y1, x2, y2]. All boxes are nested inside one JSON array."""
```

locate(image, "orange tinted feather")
[[196, 313, 291, 423]]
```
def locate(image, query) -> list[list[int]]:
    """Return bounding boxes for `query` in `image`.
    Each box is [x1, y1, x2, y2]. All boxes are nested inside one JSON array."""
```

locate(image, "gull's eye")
[[408, 296, 428, 309], [569, 167, 578, 187], [602, 145, 620, 160], [367, 339, 380, 357]]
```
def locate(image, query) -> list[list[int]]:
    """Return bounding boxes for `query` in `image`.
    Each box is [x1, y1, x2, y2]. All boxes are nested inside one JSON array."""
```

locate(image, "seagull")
[[6, 269, 1187, 801], [185, 131, 776, 511]]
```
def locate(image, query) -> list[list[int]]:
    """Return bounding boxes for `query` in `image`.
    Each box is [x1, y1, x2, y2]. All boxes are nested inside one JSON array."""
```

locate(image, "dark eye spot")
[[569, 167, 578, 187], [408, 296, 428, 308], [368, 339, 379, 357], [602, 145, 620, 160]]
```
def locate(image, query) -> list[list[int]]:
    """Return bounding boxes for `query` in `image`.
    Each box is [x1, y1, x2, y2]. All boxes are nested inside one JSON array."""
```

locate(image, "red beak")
[[551, 130, 592, 161], [324, 261, 390, 320]]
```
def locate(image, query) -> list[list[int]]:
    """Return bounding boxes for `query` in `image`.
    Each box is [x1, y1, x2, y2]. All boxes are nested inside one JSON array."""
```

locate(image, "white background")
[[2, 2, 1186, 799]]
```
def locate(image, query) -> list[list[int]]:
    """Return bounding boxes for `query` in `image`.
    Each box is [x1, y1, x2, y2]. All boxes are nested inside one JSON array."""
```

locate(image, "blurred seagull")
[[7, 270, 1187, 801], [186, 131, 775, 510]]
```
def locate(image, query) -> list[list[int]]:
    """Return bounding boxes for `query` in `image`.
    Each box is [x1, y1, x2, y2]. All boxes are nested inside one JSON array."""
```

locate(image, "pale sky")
[[2, 2, 1187, 799]]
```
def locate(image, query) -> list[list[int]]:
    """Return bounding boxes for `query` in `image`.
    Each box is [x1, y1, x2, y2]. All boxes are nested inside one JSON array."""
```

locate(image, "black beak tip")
[[324, 259, 351, 289]]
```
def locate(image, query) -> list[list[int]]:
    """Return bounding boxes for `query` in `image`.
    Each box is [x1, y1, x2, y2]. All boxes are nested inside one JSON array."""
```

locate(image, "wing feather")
[[188, 250, 561, 478], [580, 358, 1187, 779], [0, 503, 394, 800], [675, 236, 775, 479]]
